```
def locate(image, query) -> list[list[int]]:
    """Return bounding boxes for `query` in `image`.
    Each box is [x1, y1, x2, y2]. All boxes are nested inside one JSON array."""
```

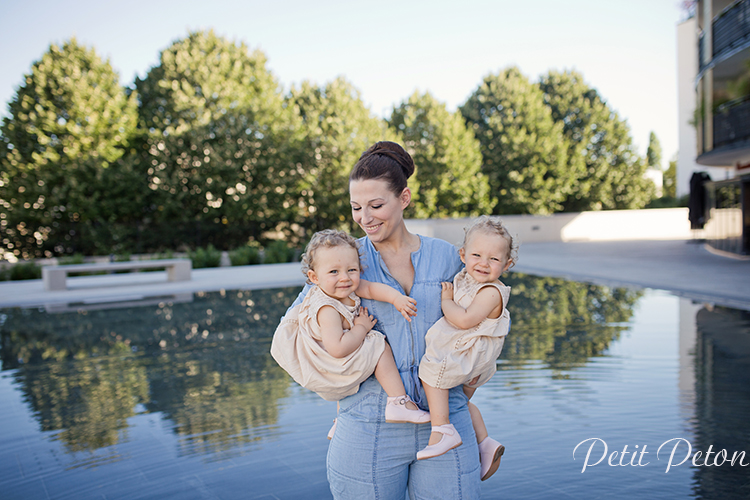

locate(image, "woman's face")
[[349, 179, 409, 243]]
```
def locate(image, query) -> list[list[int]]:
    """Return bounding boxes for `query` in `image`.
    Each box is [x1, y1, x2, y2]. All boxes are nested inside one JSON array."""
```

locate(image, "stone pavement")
[[0, 239, 748, 311], [511, 239, 750, 311], [0, 262, 306, 310]]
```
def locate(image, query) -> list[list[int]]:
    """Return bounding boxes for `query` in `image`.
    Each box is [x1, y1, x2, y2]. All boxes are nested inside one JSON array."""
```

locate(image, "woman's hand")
[[440, 282, 454, 301], [393, 295, 417, 322], [353, 306, 377, 333]]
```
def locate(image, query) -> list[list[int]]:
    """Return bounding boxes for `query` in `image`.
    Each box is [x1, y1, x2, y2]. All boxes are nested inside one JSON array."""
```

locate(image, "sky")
[[0, 0, 686, 168]]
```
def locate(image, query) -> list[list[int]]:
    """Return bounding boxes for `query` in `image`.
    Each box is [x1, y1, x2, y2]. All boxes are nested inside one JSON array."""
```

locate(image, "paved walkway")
[[1, 239, 748, 311], [0, 262, 306, 310], [512, 239, 750, 310]]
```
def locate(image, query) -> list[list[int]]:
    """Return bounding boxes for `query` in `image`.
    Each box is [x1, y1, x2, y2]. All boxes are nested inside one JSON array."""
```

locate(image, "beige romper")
[[419, 268, 511, 390], [270, 285, 386, 401]]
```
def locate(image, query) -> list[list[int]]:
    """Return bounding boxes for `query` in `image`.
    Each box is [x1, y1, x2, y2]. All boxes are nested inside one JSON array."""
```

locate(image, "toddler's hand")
[[440, 282, 454, 301], [393, 295, 417, 322], [354, 306, 377, 332]]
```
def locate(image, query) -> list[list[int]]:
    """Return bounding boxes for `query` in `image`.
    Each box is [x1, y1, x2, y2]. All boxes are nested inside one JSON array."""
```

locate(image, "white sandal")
[[478, 436, 505, 480], [385, 395, 430, 424], [416, 423, 463, 460], [327, 418, 337, 440]]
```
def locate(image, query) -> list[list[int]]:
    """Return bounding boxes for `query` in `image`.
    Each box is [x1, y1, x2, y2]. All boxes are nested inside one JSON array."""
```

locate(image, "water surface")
[[1, 273, 748, 499]]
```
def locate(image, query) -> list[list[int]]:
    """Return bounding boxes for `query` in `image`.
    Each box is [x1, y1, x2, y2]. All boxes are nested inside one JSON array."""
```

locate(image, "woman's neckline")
[[369, 231, 422, 256]]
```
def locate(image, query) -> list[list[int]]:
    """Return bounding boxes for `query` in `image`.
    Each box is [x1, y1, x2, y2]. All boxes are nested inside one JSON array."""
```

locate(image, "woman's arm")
[[440, 283, 503, 330], [357, 279, 417, 322], [318, 305, 377, 358]]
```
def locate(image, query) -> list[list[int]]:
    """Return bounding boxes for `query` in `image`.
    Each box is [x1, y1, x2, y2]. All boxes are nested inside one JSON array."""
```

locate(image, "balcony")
[[714, 0, 750, 57], [700, 0, 750, 72], [714, 97, 750, 149], [704, 176, 750, 255]]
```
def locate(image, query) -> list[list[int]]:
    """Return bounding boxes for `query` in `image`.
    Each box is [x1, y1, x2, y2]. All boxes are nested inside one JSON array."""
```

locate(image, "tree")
[[460, 67, 572, 215], [389, 91, 494, 219], [664, 155, 677, 199], [539, 70, 654, 211], [646, 132, 662, 170], [0, 39, 139, 258], [288, 77, 394, 236], [134, 30, 304, 249]]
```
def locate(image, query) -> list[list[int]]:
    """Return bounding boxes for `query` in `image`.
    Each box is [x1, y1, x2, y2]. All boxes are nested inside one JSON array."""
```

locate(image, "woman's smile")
[[350, 179, 409, 243]]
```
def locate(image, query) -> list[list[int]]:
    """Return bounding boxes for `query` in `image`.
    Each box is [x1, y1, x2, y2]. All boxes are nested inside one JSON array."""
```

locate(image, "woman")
[[288, 141, 481, 499]]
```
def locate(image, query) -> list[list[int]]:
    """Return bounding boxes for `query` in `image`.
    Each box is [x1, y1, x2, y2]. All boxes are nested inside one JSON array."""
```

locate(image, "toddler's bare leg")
[[423, 382, 451, 445], [374, 344, 419, 411], [467, 401, 488, 443], [462, 385, 487, 442]]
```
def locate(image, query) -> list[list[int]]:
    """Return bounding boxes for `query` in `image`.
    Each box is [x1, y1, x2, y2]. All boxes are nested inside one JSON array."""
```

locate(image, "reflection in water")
[[1, 287, 298, 457], [0, 274, 639, 456], [23, 355, 149, 452], [145, 341, 290, 459], [501, 275, 642, 368], [693, 306, 750, 499], [0, 275, 641, 459], [2, 273, 750, 498]]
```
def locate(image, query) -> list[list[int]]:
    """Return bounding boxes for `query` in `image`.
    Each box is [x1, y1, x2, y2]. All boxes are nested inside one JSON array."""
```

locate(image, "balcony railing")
[[713, 97, 750, 148], [705, 178, 748, 255], [713, 0, 750, 58]]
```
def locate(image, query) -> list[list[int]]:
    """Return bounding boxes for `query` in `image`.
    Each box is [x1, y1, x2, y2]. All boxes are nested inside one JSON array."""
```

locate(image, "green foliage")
[[9, 261, 42, 280], [389, 91, 494, 218], [229, 244, 261, 266], [188, 244, 222, 268], [538, 70, 654, 211], [646, 132, 662, 169], [149, 250, 175, 260], [0, 37, 668, 261], [0, 38, 140, 259], [460, 67, 572, 215], [288, 77, 395, 236], [664, 155, 677, 198], [135, 30, 304, 247], [58, 253, 85, 265], [262, 240, 295, 264]]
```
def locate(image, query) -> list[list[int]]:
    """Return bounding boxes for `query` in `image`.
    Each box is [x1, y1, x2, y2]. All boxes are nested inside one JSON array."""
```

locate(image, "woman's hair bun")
[[350, 141, 415, 196], [364, 141, 415, 179]]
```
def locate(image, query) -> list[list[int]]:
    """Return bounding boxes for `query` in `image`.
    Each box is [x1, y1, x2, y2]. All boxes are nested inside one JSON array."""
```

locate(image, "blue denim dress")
[[285, 235, 482, 499]]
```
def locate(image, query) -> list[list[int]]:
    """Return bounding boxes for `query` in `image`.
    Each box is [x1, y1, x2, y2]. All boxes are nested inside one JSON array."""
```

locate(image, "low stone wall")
[[405, 208, 696, 246]]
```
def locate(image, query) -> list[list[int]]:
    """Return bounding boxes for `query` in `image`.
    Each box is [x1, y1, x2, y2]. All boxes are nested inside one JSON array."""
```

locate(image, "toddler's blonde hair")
[[462, 216, 518, 269], [301, 229, 361, 284]]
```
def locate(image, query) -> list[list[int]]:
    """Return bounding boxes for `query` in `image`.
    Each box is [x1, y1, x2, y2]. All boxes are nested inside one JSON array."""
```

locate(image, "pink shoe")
[[478, 436, 505, 481], [416, 424, 463, 460], [385, 395, 430, 424], [327, 418, 337, 440]]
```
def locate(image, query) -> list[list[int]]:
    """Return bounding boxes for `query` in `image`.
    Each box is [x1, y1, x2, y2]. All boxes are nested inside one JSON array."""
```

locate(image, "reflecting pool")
[[1, 273, 748, 499]]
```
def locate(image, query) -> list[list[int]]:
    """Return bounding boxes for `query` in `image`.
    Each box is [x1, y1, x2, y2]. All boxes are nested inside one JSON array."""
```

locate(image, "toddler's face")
[[460, 231, 512, 283], [307, 245, 362, 301]]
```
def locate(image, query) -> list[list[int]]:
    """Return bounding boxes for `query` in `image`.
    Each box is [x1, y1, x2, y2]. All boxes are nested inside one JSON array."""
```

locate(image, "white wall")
[[677, 17, 704, 198], [405, 208, 695, 246]]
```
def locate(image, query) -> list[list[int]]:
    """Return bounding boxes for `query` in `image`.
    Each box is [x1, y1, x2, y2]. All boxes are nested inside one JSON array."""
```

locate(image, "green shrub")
[[112, 253, 132, 273], [229, 245, 261, 266], [10, 261, 42, 280], [188, 244, 222, 268], [114, 253, 132, 262], [0, 266, 9, 281], [150, 250, 175, 260], [59, 254, 85, 265], [646, 195, 689, 209], [57, 253, 109, 276], [263, 240, 295, 264]]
